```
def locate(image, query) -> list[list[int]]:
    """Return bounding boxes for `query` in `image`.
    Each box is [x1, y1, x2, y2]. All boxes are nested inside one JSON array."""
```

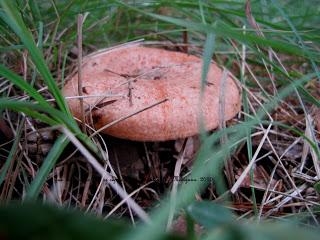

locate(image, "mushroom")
[[63, 45, 241, 141]]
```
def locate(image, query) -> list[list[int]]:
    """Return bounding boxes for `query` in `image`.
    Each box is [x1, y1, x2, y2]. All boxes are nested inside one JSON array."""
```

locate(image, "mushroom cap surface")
[[63, 46, 241, 141]]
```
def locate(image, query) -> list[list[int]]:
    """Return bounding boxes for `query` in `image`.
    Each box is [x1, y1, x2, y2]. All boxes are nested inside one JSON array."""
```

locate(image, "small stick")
[[90, 98, 168, 137], [182, 30, 188, 53], [231, 124, 272, 194], [57, 43, 63, 85], [77, 14, 86, 132], [128, 81, 133, 106], [166, 138, 187, 230], [81, 163, 92, 208]]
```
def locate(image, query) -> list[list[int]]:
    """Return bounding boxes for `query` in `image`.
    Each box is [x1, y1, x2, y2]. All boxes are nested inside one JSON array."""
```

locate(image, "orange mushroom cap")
[[63, 45, 241, 141]]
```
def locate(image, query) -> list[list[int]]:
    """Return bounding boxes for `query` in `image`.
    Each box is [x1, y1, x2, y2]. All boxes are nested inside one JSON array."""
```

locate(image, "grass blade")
[[116, 2, 319, 59], [0, 0, 70, 115], [0, 98, 100, 157], [0, 119, 23, 187], [270, 0, 320, 80], [0, 65, 50, 108], [0, 99, 58, 126], [25, 134, 69, 200]]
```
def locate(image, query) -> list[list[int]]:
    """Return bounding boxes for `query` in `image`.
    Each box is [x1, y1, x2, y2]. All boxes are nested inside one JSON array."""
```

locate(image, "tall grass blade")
[[0, 119, 23, 187], [0, 99, 58, 126], [0, 0, 70, 115], [25, 134, 69, 200], [0, 65, 50, 108], [0, 99, 99, 155], [270, 0, 320, 80]]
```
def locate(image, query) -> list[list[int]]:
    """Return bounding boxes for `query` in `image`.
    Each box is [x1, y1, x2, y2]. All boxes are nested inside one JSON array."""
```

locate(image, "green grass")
[[0, 0, 320, 239]]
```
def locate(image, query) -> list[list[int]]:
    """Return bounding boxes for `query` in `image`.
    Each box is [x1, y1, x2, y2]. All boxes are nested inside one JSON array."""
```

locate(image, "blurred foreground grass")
[[0, 201, 319, 240]]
